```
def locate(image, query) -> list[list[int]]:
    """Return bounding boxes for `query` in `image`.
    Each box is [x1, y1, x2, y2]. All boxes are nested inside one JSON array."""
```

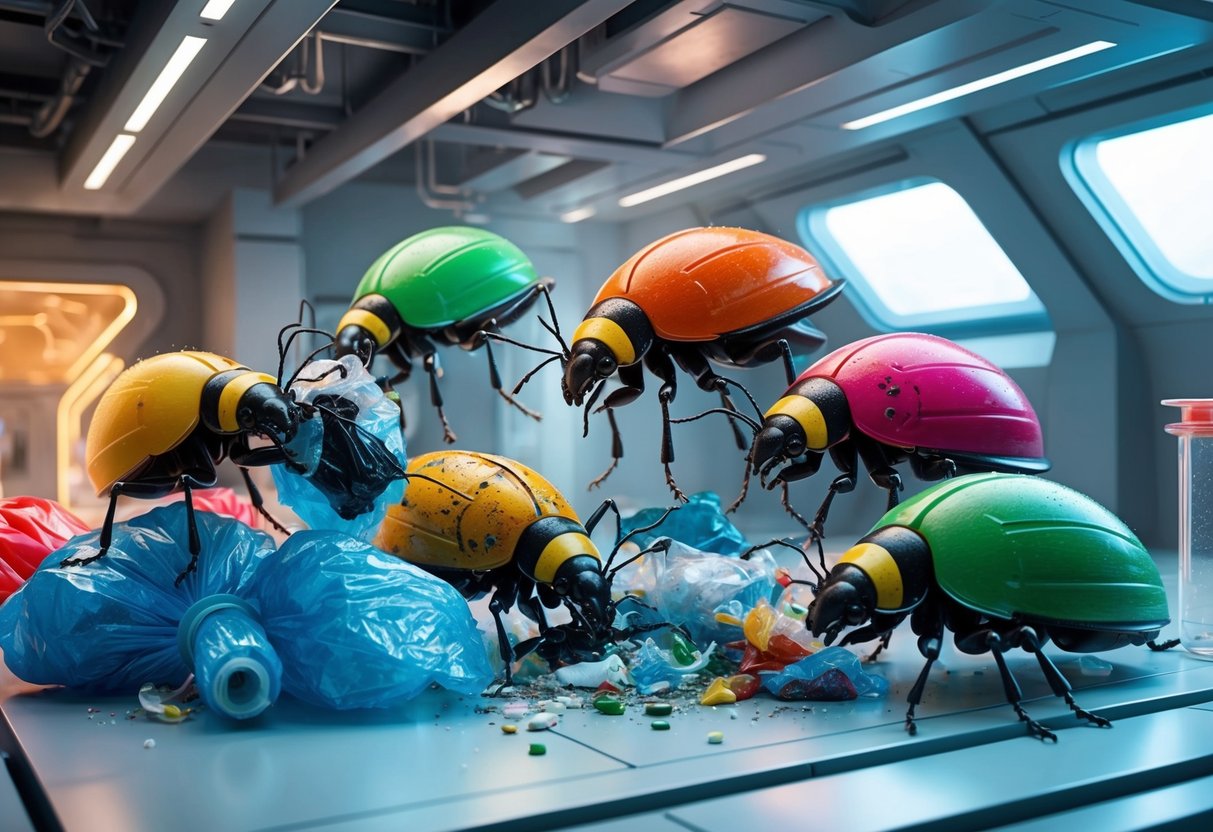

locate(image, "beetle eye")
[[845, 602, 866, 624], [785, 436, 805, 456], [596, 355, 616, 377], [237, 406, 256, 429]]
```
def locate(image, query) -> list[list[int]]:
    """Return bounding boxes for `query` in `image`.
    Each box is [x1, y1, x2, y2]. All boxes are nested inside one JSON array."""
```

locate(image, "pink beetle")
[[749, 332, 1050, 535]]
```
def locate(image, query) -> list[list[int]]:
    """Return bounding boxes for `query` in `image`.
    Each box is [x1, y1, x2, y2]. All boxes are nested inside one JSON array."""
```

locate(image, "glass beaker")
[[1163, 399, 1213, 657]]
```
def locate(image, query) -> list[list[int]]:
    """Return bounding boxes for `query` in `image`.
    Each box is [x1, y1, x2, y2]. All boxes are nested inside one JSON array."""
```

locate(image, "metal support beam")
[[430, 121, 696, 168], [273, 0, 636, 207], [664, 0, 995, 145], [318, 5, 446, 55]]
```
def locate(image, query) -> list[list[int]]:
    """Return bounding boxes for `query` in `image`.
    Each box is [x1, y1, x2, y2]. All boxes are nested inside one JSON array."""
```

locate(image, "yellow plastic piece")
[[742, 601, 777, 651], [700, 677, 738, 706], [714, 611, 743, 627]]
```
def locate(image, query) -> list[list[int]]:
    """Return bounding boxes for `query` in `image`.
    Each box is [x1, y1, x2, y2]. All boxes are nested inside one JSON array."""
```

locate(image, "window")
[[801, 179, 1049, 333], [1069, 107, 1213, 302]]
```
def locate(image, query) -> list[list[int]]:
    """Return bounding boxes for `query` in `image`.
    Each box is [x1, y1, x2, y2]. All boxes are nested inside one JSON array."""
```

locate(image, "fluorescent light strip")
[[200, 0, 237, 20], [560, 206, 596, 223], [618, 153, 767, 208], [125, 35, 207, 132], [84, 134, 136, 190], [842, 40, 1116, 131]]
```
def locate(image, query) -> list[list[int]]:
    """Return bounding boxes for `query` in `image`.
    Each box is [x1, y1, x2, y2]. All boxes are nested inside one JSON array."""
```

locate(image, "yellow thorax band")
[[338, 308, 392, 347], [764, 395, 829, 450], [572, 317, 636, 366], [533, 532, 599, 584], [839, 543, 904, 611], [217, 372, 278, 433]]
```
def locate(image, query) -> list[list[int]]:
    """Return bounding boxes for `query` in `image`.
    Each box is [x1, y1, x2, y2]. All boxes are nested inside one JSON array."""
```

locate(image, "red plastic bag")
[[0, 496, 90, 603]]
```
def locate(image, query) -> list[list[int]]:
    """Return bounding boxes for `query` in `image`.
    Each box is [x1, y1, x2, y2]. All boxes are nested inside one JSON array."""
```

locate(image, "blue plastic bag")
[[272, 355, 407, 541], [252, 531, 493, 708], [760, 647, 888, 701], [620, 492, 750, 556], [0, 505, 492, 717]]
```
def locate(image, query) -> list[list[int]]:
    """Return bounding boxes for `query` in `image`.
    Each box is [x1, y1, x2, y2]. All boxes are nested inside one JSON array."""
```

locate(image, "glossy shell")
[[374, 451, 581, 572], [352, 226, 542, 329], [798, 333, 1044, 459], [86, 351, 246, 496], [875, 473, 1169, 627], [591, 227, 837, 342]]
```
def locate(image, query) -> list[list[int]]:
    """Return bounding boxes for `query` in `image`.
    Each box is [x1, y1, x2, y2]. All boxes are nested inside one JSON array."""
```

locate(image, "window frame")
[[1064, 101, 1213, 304], [800, 176, 1052, 336]]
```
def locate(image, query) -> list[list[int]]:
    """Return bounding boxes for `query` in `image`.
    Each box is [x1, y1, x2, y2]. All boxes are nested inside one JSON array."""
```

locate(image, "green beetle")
[[808, 472, 1172, 741], [334, 226, 563, 441]]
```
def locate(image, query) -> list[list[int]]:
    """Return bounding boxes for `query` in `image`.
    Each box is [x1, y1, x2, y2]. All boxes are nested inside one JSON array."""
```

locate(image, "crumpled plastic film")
[[620, 492, 750, 556], [628, 637, 716, 694], [621, 539, 778, 649], [252, 531, 493, 708], [272, 355, 406, 540], [0, 496, 90, 604], [0, 504, 493, 714], [760, 646, 888, 701]]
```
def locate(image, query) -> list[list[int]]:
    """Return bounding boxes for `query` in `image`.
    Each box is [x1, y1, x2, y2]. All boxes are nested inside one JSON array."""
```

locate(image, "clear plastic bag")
[[272, 355, 407, 540]]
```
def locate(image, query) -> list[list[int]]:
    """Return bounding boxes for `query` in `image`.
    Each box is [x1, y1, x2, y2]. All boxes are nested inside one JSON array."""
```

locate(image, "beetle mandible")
[[374, 450, 675, 687], [560, 226, 844, 498], [808, 472, 1173, 740], [749, 333, 1050, 539], [333, 226, 564, 443]]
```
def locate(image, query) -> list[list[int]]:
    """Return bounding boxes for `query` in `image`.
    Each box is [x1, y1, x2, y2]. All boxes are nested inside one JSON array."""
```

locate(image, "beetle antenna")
[[512, 353, 562, 395], [607, 537, 671, 580], [603, 506, 679, 574], [284, 339, 339, 390], [278, 327, 337, 388], [536, 282, 570, 357], [742, 538, 824, 586], [298, 298, 316, 330], [477, 329, 564, 358], [669, 407, 761, 432], [720, 377, 764, 420]]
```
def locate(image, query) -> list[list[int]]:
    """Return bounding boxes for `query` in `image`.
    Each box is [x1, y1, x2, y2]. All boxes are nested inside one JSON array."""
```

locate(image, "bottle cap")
[[1163, 399, 1213, 437]]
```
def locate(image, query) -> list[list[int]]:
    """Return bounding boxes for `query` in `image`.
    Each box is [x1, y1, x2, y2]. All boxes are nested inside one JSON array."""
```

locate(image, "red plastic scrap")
[[0, 496, 90, 602]]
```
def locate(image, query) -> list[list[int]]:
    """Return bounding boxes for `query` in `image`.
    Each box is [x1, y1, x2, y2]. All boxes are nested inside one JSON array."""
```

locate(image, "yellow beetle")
[[375, 450, 675, 685], [68, 350, 306, 582]]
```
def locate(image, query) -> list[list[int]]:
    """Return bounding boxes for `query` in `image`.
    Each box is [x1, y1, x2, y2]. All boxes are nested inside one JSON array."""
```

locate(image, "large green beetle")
[[334, 226, 563, 442], [808, 472, 1172, 741]]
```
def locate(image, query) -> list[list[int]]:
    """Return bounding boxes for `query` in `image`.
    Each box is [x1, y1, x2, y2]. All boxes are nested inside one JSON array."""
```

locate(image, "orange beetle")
[[562, 227, 843, 496]]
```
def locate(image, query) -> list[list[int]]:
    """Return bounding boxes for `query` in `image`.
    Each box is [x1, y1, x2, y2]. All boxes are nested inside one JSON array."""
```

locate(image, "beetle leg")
[[422, 352, 457, 443], [583, 498, 622, 537], [1017, 626, 1111, 729], [854, 434, 904, 510], [487, 580, 521, 693], [174, 475, 205, 586], [910, 453, 957, 481], [979, 631, 1058, 742], [601, 360, 645, 409], [61, 482, 125, 568]]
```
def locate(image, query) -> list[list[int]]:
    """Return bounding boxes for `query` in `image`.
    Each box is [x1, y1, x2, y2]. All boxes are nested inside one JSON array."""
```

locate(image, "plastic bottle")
[[1163, 399, 1213, 658]]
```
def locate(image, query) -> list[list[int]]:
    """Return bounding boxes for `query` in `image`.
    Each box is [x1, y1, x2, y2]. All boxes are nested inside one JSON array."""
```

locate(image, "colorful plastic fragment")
[[724, 673, 760, 701], [707, 731, 724, 744], [502, 724, 518, 734], [760, 647, 889, 701], [529, 743, 546, 756], [651, 720, 671, 731], [594, 698, 626, 715], [629, 637, 715, 694], [527, 712, 559, 731], [645, 702, 673, 716], [700, 677, 738, 706]]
